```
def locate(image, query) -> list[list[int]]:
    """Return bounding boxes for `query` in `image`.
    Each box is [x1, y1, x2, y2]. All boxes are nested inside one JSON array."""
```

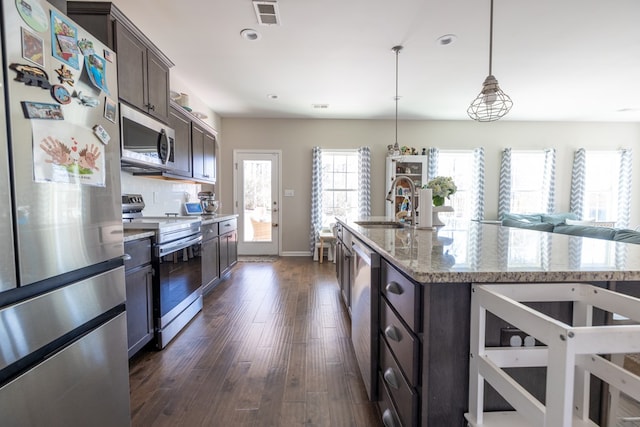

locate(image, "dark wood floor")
[[128, 257, 382, 426]]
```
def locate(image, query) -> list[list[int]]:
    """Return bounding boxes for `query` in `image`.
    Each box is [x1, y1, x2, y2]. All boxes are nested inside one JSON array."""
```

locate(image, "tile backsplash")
[[121, 172, 202, 216]]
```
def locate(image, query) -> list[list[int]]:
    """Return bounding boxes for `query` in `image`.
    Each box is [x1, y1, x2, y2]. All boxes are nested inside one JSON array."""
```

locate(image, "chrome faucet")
[[386, 175, 416, 227]]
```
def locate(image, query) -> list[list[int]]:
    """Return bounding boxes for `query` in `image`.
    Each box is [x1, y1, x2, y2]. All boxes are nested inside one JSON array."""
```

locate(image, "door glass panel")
[[243, 160, 272, 242]]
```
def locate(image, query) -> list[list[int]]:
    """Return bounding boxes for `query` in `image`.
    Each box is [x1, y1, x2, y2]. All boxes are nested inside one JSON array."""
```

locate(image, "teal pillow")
[[541, 212, 579, 225], [613, 229, 640, 244], [502, 218, 554, 232], [553, 224, 616, 240], [501, 213, 543, 223]]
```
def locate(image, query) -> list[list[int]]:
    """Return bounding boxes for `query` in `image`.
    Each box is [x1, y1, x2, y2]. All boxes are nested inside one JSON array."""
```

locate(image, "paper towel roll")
[[417, 189, 433, 228]]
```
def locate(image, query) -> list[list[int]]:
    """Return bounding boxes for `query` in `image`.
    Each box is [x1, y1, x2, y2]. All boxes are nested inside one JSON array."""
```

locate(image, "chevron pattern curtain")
[[497, 148, 512, 220], [617, 148, 632, 228], [542, 148, 557, 213], [472, 147, 485, 221], [358, 147, 372, 218], [427, 147, 439, 181], [310, 147, 323, 254], [569, 148, 586, 218]]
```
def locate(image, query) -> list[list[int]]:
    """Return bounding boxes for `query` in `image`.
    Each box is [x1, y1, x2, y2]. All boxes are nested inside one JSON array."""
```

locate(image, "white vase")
[[432, 205, 454, 227]]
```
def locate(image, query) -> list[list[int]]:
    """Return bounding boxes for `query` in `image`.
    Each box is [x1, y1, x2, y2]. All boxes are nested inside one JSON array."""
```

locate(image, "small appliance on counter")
[[198, 191, 219, 215]]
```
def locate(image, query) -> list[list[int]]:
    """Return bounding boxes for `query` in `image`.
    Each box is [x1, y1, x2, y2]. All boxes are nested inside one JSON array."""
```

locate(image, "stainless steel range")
[[122, 194, 203, 349]]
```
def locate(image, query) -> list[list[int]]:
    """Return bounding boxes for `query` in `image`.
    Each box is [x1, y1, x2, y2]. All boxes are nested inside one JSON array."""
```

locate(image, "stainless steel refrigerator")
[[0, 0, 130, 425]]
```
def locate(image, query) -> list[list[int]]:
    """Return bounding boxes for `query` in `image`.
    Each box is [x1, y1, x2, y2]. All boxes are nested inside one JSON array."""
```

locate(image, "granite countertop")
[[123, 229, 155, 242], [339, 217, 640, 284], [200, 213, 238, 225], [123, 214, 238, 240]]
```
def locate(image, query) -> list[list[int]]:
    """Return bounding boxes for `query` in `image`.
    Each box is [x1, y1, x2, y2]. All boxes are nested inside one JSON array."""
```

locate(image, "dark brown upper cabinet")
[[68, 2, 173, 123]]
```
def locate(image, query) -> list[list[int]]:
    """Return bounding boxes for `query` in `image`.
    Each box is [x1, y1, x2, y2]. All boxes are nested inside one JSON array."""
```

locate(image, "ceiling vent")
[[253, 1, 280, 26]]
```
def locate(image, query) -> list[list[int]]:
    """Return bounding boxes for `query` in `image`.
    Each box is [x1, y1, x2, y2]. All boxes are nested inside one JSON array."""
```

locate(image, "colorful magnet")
[[71, 90, 99, 108], [51, 84, 71, 104], [9, 63, 51, 89], [21, 27, 44, 67], [51, 9, 79, 69], [93, 125, 111, 145], [104, 97, 117, 123], [104, 49, 114, 63], [77, 39, 95, 56], [54, 64, 74, 86], [85, 54, 109, 94], [21, 101, 64, 119], [16, 0, 48, 32]]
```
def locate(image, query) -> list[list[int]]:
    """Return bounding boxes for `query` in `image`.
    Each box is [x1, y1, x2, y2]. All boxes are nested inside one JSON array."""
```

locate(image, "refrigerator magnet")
[[85, 54, 109, 95], [21, 101, 64, 120], [104, 97, 117, 123], [93, 125, 110, 145], [104, 49, 114, 63], [50, 10, 79, 69], [9, 63, 51, 89], [71, 90, 99, 108], [54, 64, 74, 86], [16, 0, 48, 33], [51, 85, 71, 104], [21, 27, 45, 67], [77, 38, 95, 56]]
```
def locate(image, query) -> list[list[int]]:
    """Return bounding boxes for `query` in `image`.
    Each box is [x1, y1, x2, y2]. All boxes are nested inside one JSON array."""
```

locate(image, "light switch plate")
[[284, 189, 294, 197]]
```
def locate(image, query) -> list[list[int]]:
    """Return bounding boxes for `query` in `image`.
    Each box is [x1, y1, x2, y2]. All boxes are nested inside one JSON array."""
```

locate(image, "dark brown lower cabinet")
[[201, 222, 220, 295], [124, 238, 154, 358], [219, 219, 237, 276]]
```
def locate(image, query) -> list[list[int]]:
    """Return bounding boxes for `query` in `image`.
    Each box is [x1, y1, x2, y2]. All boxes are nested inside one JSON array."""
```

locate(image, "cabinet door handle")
[[384, 325, 401, 342], [385, 281, 403, 295], [383, 368, 400, 390], [382, 409, 399, 427], [122, 254, 132, 261]]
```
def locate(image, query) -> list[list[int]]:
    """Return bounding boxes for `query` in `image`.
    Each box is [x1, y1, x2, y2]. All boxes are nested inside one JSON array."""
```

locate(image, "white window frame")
[[321, 150, 359, 227]]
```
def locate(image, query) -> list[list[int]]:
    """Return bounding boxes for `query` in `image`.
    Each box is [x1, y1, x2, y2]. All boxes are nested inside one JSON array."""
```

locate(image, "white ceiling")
[[84, 0, 640, 122]]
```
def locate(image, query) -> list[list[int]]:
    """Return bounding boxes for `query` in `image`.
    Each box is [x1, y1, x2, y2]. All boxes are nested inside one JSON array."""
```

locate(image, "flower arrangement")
[[425, 176, 457, 206]]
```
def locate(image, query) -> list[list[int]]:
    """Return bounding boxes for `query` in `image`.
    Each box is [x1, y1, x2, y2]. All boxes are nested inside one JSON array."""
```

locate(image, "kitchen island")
[[337, 217, 640, 426]]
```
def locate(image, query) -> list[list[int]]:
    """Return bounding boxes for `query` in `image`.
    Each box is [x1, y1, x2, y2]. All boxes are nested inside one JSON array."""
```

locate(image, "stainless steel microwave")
[[120, 103, 175, 170]]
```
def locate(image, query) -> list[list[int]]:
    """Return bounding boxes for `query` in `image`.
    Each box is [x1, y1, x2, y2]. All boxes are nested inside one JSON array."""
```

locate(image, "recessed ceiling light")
[[436, 34, 457, 46], [240, 28, 261, 41], [312, 104, 329, 109], [267, 94, 278, 100]]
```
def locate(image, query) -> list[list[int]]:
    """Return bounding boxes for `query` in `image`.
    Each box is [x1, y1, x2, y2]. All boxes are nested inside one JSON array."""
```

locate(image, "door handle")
[[272, 223, 278, 227]]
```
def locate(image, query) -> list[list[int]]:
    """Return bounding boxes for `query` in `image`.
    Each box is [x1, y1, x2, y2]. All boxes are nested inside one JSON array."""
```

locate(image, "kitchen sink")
[[354, 220, 406, 229]]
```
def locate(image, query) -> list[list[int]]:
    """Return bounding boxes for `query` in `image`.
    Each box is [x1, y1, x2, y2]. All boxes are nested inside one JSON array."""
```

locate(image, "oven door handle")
[[156, 234, 203, 257]]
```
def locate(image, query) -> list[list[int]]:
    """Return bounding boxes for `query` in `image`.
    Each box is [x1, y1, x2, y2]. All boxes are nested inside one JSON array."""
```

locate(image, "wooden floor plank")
[[129, 257, 381, 426]]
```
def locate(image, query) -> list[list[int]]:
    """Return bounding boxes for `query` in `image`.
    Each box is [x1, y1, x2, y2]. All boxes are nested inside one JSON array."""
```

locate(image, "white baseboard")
[[281, 251, 313, 257]]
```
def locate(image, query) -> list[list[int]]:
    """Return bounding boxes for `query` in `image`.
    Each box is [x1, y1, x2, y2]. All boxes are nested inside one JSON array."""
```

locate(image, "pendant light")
[[467, 0, 512, 122], [392, 45, 403, 154]]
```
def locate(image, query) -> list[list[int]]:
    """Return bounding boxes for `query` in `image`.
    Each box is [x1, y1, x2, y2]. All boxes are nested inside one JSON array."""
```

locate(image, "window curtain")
[[617, 148, 632, 228], [358, 146, 371, 218], [542, 148, 556, 213], [497, 148, 512, 220], [427, 147, 439, 181], [309, 146, 323, 254], [472, 147, 485, 221], [569, 148, 586, 218]]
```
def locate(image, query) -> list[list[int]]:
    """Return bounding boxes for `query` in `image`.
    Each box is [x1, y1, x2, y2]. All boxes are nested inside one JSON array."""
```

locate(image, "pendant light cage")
[[468, 0, 512, 122], [392, 45, 403, 152]]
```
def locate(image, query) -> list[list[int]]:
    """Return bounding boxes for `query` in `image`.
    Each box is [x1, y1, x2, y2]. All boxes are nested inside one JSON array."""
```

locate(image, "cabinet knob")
[[385, 281, 403, 295], [383, 368, 400, 390], [382, 409, 400, 427], [384, 325, 401, 342], [149, 104, 156, 111]]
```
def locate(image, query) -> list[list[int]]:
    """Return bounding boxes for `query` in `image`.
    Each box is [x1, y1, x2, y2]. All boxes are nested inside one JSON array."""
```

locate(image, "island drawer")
[[381, 259, 421, 332], [380, 337, 418, 427], [380, 297, 420, 387], [378, 372, 403, 427]]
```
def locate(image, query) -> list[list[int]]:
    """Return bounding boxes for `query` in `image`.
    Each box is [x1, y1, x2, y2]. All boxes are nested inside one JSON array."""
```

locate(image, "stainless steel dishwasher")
[[351, 237, 380, 401]]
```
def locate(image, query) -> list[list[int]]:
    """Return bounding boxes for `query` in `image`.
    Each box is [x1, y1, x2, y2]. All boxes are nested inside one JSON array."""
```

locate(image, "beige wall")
[[219, 118, 640, 255]]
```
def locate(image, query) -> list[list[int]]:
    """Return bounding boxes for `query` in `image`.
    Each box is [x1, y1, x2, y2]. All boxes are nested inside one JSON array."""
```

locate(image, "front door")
[[233, 150, 281, 255]]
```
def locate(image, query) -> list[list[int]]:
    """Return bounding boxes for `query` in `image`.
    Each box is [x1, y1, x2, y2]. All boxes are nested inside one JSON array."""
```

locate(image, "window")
[[510, 151, 548, 213], [436, 151, 475, 221], [583, 151, 620, 222], [321, 150, 359, 227]]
